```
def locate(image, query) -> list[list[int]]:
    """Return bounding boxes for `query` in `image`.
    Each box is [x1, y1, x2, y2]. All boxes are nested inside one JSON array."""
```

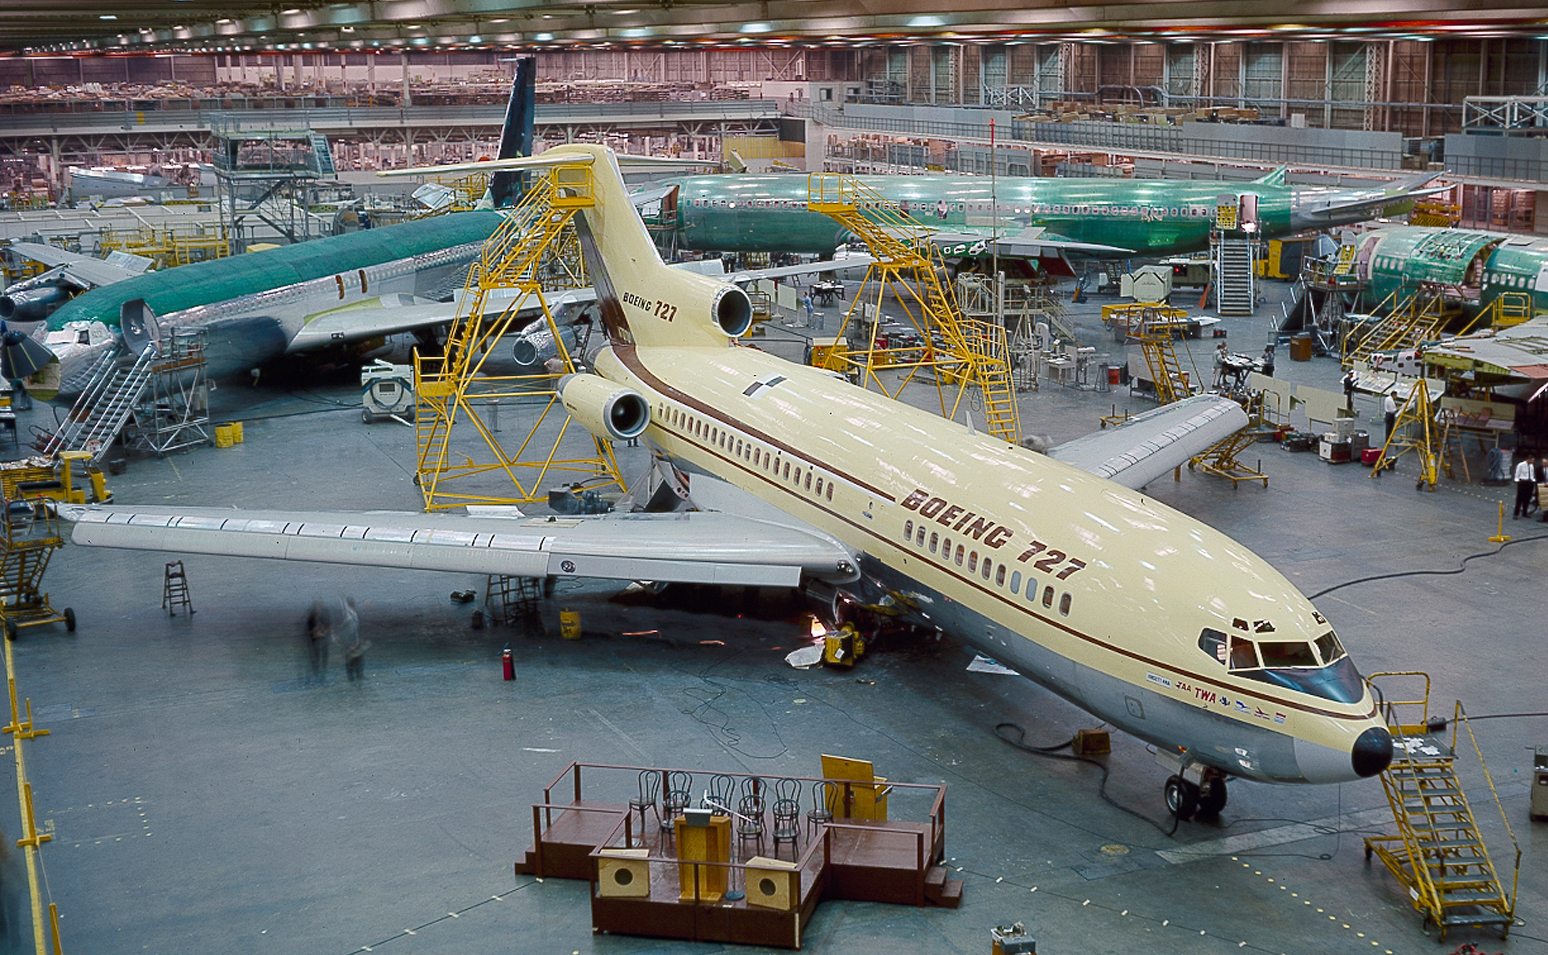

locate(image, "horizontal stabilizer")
[[1048, 395, 1249, 489], [9, 241, 151, 289]]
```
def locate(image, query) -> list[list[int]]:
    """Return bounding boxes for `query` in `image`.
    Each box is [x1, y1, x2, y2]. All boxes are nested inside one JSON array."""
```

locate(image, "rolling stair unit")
[[808, 174, 1019, 444], [37, 344, 159, 462], [1363, 672, 1519, 943], [1342, 283, 1484, 370], [1212, 237, 1256, 316], [1131, 327, 1199, 405]]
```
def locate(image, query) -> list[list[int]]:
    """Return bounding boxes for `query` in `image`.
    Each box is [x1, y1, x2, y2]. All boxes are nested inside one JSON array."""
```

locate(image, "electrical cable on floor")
[[1307, 530, 1548, 600], [994, 722, 1179, 838]]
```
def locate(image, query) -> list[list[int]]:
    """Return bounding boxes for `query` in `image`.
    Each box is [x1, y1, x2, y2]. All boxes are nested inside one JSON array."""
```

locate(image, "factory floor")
[[0, 278, 1543, 955]]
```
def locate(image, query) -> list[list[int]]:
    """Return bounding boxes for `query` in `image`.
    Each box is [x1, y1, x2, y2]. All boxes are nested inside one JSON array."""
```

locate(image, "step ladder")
[[1212, 237, 1256, 315], [162, 560, 193, 616], [38, 344, 160, 463], [1363, 672, 1518, 943], [485, 574, 544, 626]]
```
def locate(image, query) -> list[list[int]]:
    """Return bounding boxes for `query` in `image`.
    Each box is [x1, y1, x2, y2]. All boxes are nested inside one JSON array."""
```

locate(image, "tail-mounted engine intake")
[[558, 373, 650, 442], [0, 285, 71, 322], [713, 286, 753, 339]]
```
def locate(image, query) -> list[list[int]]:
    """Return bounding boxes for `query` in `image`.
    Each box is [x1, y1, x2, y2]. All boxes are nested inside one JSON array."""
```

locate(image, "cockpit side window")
[[1197, 628, 1228, 665], [1315, 632, 1346, 665], [1228, 636, 1258, 670]]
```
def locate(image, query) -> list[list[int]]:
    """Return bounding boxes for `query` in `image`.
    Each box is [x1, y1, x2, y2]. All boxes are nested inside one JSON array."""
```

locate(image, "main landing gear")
[[1164, 768, 1229, 821]]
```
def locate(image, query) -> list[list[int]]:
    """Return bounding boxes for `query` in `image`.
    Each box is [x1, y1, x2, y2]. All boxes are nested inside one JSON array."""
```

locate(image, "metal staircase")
[[38, 344, 159, 462], [1132, 328, 1199, 405], [1363, 672, 1519, 943], [807, 173, 1019, 444], [308, 133, 337, 177], [1212, 237, 1256, 315], [1341, 284, 1483, 370]]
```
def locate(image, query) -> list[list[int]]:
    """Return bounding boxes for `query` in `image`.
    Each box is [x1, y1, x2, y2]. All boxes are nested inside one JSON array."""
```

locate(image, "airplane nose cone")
[[1352, 726, 1393, 778]]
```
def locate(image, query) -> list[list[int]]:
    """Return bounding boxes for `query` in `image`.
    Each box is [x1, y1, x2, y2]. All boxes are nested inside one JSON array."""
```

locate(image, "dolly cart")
[[0, 497, 75, 640]]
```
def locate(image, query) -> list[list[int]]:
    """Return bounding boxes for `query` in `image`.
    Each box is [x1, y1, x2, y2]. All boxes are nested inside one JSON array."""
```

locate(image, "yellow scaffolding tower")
[[807, 174, 1020, 445], [409, 171, 493, 218], [1369, 378, 1448, 490], [413, 159, 625, 510], [1362, 672, 1519, 943]]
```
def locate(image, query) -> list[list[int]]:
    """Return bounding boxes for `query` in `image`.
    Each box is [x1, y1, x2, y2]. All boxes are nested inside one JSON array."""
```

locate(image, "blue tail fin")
[[489, 58, 536, 209]]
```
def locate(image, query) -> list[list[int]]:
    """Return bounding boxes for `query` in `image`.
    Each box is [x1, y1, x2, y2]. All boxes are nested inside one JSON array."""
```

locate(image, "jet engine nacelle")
[[0, 285, 71, 321], [711, 285, 753, 339], [558, 373, 650, 442]]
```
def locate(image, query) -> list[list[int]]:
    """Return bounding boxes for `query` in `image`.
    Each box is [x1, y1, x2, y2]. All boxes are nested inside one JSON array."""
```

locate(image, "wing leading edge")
[[59, 505, 858, 588], [1047, 394, 1249, 489]]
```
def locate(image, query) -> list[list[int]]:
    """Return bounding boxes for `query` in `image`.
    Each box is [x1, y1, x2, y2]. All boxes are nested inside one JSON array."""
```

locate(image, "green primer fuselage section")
[[45, 211, 506, 331], [668, 175, 1297, 257], [1362, 226, 1548, 315]]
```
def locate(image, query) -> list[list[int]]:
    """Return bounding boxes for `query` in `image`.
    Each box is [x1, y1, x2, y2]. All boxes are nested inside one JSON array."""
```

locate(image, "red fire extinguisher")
[[502, 644, 514, 681]]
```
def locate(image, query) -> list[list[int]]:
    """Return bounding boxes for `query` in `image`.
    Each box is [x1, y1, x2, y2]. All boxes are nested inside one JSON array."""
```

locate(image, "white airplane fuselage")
[[591, 340, 1388, 786]]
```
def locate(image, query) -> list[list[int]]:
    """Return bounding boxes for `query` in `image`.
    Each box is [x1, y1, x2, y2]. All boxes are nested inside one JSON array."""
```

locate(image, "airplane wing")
[[284, 287, 599, 353], [1046, 394, 1249, 489], [1297, 172, 1451, 223], [58, 504, 858, 588], [930, 227, 1134, 259], [726, 256, 875, 283], [9, 241, 153, 289]]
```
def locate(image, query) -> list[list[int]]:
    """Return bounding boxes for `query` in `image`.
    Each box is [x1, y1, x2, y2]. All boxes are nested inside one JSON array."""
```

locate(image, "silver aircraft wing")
[[930, 227, 1134, 258], [58, 505, 858, 588], [9, 242, 152, 289], [1047, 394, 1249, 489]]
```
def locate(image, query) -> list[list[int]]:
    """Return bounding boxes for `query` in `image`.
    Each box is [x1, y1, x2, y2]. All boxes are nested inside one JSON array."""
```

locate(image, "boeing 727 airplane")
[[60, 145, 1393, 819]]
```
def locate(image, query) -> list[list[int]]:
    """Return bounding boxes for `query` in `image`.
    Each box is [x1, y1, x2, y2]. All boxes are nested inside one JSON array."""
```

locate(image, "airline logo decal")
[[1171, 677, 1286, 724]]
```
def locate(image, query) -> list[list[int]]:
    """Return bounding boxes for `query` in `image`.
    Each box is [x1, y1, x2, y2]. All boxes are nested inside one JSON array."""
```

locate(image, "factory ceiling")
[[0, 0, 1544, 56]]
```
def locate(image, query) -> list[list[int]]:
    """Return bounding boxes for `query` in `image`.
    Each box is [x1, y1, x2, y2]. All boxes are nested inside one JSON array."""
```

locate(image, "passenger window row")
[[902, 518, 1072, 616], [661, 403, 835, 502]]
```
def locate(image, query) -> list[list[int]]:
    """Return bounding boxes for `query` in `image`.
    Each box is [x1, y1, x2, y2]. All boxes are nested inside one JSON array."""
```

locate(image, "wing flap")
[[1047, 395, 1249, 489]]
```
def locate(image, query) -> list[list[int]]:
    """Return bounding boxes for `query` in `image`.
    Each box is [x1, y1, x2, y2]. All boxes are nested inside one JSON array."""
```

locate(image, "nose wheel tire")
[[1164, 775, 1199, 820], [1195, 775, 1228, 818]]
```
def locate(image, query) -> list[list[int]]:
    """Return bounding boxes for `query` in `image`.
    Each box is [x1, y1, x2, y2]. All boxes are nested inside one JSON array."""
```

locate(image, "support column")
[[402, 52, 412, 108]]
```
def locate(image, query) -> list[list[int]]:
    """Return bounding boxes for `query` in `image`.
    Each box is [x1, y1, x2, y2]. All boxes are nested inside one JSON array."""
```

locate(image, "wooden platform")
[[512, 763, 961, 949]]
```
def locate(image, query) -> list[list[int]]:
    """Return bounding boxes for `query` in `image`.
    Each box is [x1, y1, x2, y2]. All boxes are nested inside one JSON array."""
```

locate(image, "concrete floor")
[[0, 278, 1544, 955]]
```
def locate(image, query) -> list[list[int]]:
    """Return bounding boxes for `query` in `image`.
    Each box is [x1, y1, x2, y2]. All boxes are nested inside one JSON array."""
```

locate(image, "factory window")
[[1009, 570, 1020, 594], [1042, 586, 1054, 608], [904, 520, 914, 540], [955, 545, 964, 566], [916, 525, 925, 546], [1059, 593, 1071, 615], [929, 532, 938, 553], [968, 552, 978, 573]]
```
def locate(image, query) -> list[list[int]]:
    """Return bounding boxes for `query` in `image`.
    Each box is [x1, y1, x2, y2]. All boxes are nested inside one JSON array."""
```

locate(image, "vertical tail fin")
[[489, 58, 536, 209], [547, 145, 751, 351]]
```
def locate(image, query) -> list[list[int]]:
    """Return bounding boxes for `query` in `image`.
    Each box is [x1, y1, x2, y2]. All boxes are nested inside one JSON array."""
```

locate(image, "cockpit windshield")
[[1197, 627, 1364, 703]]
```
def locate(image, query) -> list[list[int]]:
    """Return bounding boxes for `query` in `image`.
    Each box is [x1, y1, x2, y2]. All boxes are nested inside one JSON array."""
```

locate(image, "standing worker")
[[1259, 345, 1275, 378], [307, 601, 330, 683], [338, 597, 366, 682], [802, 290, 814, 326], [1513, 453, 1539, 519], [1213, 341, 1229, 389], [1382, 392, 1397, 441], [1343, 370, 1356, 412]]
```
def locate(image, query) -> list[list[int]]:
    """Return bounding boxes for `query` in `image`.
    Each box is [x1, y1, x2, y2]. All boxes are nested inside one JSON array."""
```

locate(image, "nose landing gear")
[[1164, 768, 1229, 821]]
